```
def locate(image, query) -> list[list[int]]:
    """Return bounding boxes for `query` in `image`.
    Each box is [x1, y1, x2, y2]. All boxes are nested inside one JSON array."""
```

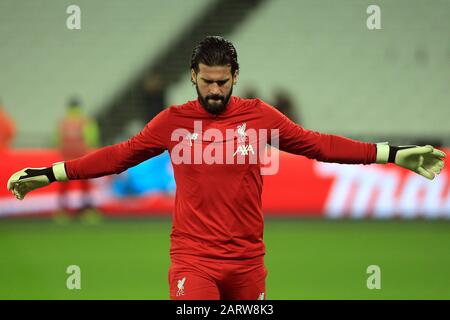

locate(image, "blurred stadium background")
[[1, 0, 449, 299]]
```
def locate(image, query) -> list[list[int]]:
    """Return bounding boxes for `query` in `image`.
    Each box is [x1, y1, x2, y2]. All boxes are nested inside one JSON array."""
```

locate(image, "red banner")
[[1, 148, 448, 218]]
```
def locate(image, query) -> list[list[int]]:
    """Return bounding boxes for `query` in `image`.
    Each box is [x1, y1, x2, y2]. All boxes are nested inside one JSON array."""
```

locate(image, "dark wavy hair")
[[190, 36, 239, 75]]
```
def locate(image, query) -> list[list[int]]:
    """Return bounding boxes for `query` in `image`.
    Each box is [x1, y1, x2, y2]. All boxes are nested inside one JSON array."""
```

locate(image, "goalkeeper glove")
[[376, 143, 446, 180], [7, 162, 68, 200]]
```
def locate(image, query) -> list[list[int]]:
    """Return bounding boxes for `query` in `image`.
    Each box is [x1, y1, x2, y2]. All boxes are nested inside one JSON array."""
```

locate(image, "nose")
[[208, 83, 221, 95]]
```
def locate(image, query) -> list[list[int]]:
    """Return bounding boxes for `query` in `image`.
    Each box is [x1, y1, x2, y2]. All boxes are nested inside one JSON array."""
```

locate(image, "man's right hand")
[[7, 162, 68, 200]]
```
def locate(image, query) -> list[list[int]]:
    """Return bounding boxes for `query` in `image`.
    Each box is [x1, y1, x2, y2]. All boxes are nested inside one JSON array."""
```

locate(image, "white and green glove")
[[376, 143, 446, 180], [7, 162, 68, 200]]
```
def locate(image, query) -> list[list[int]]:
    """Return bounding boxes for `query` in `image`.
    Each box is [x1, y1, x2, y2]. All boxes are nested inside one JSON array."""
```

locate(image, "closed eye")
[[201, 78, 229, 86]]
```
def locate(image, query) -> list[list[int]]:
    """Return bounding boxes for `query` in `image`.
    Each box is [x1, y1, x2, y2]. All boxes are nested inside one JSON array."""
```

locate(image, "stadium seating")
[[0, 0, 210, 146], [169, 0, 450, 141]]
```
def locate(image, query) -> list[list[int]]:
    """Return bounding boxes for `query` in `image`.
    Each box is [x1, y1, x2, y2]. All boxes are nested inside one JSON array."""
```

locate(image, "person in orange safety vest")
[[0, 101, 15, 151], [55, 97, 101, 223]]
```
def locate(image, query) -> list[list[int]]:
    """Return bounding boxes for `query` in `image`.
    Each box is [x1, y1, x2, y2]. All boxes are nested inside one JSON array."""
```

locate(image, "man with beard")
[[7, 36, 446, 300]]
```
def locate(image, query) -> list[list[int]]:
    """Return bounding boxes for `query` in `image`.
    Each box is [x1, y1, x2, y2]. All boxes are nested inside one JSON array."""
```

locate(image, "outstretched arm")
[[261, 100, 446, 180], [7, 109, 170, 200]]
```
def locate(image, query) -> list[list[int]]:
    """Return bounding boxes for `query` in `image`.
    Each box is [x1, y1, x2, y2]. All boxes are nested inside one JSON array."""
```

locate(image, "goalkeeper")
[[7, 36, 446, 300]]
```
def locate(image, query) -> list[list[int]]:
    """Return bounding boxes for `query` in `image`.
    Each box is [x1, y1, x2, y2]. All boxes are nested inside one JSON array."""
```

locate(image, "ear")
[[191, 69, 197, 84], [232, 70, 239, 85]]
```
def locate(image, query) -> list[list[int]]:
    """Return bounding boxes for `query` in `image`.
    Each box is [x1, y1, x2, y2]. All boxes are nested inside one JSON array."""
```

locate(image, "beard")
[[196, 85, 233, 115]]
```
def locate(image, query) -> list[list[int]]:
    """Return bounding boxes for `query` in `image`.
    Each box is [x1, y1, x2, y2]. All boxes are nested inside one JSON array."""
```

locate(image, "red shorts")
[[168, 254, 267, 300]]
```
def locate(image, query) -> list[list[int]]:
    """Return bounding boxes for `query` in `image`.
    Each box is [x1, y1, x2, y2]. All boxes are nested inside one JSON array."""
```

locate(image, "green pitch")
[[0, 218, 449, 299]]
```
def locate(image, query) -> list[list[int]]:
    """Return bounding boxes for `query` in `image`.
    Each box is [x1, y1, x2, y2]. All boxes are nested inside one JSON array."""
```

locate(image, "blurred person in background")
[[7, 36, 446, 300], [272, 88, 300, 124], [241, 86, 259, 99], [142, 71, 166, 122], [0, 100, 16, 151], [55, 97, 101, 224]]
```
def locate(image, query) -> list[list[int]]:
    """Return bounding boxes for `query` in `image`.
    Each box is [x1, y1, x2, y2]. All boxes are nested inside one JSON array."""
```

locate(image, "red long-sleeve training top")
[[65, 97, 376, 263]]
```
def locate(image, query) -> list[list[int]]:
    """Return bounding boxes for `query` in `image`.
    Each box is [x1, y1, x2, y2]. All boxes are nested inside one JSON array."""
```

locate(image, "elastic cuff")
[[375, 143, 390, 164], [52, 162, 69, 181], [43, 167, 56, 183]]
